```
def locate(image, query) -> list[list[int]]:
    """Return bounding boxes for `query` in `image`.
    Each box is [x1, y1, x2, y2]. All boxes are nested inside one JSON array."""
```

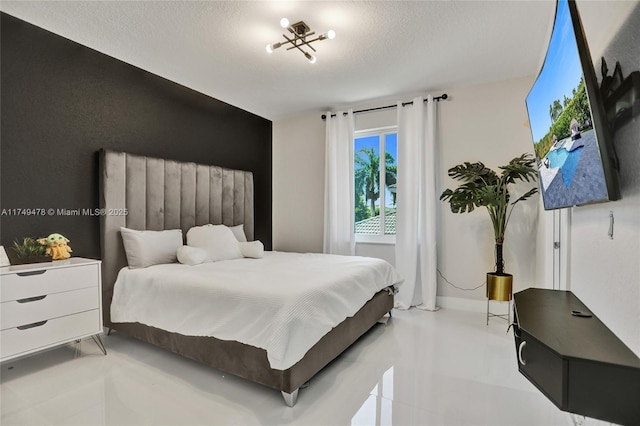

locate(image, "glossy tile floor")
[[1, 308, 579, 426]]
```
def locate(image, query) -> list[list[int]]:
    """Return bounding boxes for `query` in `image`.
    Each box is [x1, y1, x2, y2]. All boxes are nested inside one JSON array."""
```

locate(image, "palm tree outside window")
[[354, 127, 398, 241]]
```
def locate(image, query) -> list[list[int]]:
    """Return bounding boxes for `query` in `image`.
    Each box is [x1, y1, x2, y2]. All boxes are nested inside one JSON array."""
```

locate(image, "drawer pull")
[[16, 270, 47, 277], [17, 320, 48, 330], [16, 295, 47, 303], [518, 341, 527, 366]]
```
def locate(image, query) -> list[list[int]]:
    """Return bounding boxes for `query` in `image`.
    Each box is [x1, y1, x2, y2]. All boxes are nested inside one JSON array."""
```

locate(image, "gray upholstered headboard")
[[99, 149, 254, 326]]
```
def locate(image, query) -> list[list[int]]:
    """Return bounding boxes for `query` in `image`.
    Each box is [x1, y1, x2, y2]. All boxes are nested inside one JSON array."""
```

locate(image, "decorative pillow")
[[239, 241, 264, 259], [230, 224, 248, 242], [177, 245, 208, 266], [120, 227, 183, 269], [186, 224, 243, 262]]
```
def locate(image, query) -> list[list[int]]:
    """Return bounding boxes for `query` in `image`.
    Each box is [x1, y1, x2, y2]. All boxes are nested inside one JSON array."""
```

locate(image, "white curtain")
[[323, 110, 355, 256], [395, 96, 438, 310]]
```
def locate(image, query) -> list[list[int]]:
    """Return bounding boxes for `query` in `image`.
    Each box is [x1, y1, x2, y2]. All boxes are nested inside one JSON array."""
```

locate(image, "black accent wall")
[[0, 13, 272, 258]]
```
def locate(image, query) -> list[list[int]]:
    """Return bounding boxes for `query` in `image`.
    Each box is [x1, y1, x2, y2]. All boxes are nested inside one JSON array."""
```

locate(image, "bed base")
[[107, 289, 393, 406]]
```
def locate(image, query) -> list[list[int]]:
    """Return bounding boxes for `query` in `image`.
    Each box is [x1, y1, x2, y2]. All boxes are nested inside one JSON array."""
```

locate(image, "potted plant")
[[440, 153, 538, 305], [7, 237, 51, 265]]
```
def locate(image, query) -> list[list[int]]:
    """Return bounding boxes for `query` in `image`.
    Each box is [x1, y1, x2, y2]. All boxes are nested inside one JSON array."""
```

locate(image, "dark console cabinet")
[[513, 289, 640, 425]]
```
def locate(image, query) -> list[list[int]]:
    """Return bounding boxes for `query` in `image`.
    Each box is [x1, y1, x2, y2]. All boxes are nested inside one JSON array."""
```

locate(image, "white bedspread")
[[111, 251, 402, 370]]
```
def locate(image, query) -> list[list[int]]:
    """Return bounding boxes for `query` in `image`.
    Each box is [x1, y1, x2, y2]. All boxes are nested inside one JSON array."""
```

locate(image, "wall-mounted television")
[[525, 0, 620, 210]]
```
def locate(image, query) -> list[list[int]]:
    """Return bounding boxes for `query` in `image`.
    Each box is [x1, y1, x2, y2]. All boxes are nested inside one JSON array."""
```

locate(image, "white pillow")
[[120, 227, 182, 268], [239, 241, 264, 259], [230, 224, 248, 242], [186, 224, 243, 262], [177, 245, 208, 266]]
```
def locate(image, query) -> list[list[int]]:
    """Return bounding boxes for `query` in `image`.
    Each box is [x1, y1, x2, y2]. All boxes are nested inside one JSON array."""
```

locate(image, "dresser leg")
[[91, 335, 107, 355]]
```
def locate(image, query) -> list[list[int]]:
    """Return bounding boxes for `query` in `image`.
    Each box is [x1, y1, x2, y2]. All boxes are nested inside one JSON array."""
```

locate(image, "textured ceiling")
[[1, 1, 560, 120]]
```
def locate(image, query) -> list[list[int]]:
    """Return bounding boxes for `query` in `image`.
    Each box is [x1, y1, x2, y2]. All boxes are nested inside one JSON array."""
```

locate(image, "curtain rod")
[[321, 93, 448, 120]]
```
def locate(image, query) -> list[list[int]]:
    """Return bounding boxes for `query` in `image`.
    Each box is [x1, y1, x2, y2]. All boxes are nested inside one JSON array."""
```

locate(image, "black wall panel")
[[0, 13, 272, 258]]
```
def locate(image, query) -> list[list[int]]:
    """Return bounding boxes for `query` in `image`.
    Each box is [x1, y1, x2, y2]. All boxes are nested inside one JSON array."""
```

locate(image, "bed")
[[99, 149, 399, 406]]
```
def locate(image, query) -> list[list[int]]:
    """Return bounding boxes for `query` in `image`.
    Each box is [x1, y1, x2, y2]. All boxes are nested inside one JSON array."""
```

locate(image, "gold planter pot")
[[486, 273, 513, 301], [486, 272, 513, 325]]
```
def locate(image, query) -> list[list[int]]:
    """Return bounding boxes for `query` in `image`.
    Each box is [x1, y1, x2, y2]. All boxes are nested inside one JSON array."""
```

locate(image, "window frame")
[[353, 125, 398, 245]]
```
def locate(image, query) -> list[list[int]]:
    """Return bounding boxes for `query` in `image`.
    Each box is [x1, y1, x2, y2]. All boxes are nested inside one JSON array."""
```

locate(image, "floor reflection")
[[352, 367, 394, 425]]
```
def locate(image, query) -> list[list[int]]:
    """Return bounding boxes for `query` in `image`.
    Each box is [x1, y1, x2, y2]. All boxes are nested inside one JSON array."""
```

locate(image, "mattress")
[[111, 251, 402, 370]]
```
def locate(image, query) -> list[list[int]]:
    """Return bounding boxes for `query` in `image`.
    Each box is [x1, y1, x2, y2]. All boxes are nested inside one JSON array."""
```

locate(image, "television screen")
[[526, 0, 619, 210]]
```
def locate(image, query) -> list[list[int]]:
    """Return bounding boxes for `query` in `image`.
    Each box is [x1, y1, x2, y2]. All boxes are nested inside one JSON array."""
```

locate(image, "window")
[[354, 126, 397, 242]]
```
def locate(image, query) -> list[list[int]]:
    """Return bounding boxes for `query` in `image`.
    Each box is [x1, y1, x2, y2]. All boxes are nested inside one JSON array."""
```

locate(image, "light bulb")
[[327, 30, 336, 40], [266, 42, 282, 53], [305, 52, 317, 64], [280, 18, 289, 28]]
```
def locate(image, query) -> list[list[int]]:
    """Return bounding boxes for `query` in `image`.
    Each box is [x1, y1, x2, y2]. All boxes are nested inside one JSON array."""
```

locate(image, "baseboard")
[[436, 296, 511, 315]]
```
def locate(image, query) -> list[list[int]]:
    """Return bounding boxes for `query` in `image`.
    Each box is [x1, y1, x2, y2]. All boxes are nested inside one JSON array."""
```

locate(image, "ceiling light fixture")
[[266, 18, 335, 63]]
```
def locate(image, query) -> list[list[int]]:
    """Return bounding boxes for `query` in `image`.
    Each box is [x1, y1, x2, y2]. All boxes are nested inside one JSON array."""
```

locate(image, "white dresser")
[[0, 257, 104, 362]]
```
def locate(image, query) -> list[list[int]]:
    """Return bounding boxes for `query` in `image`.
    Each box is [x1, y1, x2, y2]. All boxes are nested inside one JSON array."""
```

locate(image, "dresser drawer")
[[0, 263, 99, 302], [1, 287, 99, 331], [0, 309, 101, 361]]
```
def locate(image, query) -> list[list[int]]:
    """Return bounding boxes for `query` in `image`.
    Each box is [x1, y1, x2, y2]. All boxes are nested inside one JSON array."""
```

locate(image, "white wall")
[[436, 77, 539, 305], [567, 0, 640, 355], [272, 112, 325, 253]]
